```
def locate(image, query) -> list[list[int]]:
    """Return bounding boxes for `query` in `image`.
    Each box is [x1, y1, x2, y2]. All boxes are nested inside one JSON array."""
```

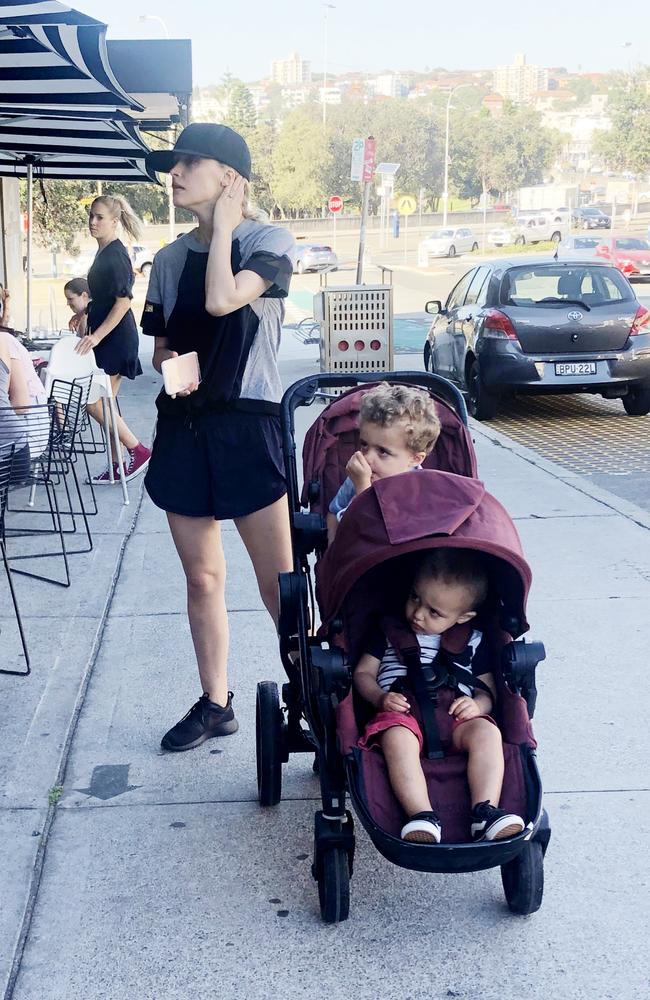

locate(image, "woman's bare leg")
[[86, 374, 139, 461], [167, 512, 230, 706], [234, 493, 293, 625]]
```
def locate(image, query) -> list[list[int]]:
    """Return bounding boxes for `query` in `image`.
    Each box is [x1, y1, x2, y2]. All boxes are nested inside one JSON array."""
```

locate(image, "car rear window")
[[574, 238, 599, 248], [614, 238, 650, 251], [500, 265, 635, 307]]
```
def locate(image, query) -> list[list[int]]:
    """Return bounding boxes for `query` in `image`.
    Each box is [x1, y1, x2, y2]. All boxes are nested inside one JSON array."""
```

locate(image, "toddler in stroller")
[[354, 546, 525, 845], [257, 372, 549, 923]]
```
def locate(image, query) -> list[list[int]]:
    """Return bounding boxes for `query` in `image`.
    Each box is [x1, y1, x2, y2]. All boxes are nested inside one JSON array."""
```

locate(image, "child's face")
[[358, 419, 425, 483], [406, 573, 476, 636], [65, 290, 88, 314]]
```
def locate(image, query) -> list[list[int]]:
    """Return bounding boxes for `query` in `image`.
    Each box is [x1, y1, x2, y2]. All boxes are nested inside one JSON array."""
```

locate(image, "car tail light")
[[483, 309, 519, 340], [354, 340, 365, 351], [370, 340, 381, 351], [337, 340, 349, 351], [630, 305, 650, 336]]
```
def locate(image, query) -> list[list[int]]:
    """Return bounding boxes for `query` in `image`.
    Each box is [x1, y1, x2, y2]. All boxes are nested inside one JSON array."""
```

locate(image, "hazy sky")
[[78, 0, 650, 87]]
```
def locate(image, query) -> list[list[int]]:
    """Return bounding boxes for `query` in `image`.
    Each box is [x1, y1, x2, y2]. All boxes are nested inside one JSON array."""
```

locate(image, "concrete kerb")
[[470, 416, 650, 532]]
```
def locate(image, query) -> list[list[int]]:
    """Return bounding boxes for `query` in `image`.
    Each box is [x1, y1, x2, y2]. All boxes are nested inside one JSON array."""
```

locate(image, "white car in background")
[[132, 245, 156, 278], [419, 226, 479, 259], [487, 226, 520, 248]]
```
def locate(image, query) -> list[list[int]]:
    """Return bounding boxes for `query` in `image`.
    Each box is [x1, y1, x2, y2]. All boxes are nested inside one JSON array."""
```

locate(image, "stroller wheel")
[[256, 681, 285, 807], [318, 848, 350, 924], [501, 840, 544, 915]]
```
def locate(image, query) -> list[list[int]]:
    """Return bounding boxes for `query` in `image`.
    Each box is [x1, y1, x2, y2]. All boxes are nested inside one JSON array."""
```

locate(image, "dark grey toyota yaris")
[[423, 257, 650, 420]]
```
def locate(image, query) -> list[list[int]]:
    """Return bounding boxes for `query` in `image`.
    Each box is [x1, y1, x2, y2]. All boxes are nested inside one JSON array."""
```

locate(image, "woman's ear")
[[221, 166, 236, 188]]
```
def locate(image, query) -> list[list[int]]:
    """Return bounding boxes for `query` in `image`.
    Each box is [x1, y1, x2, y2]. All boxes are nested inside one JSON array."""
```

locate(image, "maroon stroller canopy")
[[316, 469, 532, 637]]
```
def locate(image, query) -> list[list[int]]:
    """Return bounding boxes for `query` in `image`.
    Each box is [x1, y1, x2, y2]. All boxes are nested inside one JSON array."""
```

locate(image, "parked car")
[[594, 235, 650, 281], [515, 213, 564, 244], [419, 227, 478, 259], [487, 226, 522, 248], [61, 252, 95, 276], [572, 207, 611, 230], [131, 245, 156, 278], [555, 235, 601, 260], [422, 257, 650, 419], [293, 243, 338, 274]]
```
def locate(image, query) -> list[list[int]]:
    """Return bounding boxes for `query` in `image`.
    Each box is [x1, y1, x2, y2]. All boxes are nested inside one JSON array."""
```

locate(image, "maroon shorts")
[[358, 685, 497, 755]]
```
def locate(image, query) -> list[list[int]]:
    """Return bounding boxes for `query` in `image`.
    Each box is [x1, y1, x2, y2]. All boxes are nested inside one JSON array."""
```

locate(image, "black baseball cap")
[[146, 123, 251, 180]]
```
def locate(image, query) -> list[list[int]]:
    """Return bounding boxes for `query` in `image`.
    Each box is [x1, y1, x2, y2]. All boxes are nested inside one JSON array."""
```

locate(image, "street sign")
[[362, 137, 377, 182], [397, 195, 417, 216], [328, 194, 343, 214], [350, 138, 364, 182]]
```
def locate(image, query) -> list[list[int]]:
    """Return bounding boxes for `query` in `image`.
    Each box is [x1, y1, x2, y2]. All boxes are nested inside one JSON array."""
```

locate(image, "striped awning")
[[0, 114, 151, 159], [0, 155, 153, 180], [0, 1, 144, 115]]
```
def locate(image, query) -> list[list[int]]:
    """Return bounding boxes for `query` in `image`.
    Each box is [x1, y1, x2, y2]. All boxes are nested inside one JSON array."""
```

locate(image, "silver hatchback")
[[423, 258, 650, 420]]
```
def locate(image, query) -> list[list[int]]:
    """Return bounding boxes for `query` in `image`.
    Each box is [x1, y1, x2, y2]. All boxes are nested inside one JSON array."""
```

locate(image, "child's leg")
[[380, 725, 432, 816], [452, 718, 504, 807]]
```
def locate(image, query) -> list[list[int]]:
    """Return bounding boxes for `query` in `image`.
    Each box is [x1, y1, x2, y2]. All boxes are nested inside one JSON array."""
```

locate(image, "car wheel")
[[423, 341, 435, 373], [622, 385, 650, 416], [514, 236, 526, 246], [472, 242, 479, 252], [468, 360, 499, 420], [448, 245, 456, 258], [582, 221, 590, 230], [296, 260, 304, 275], [140, 262, 152, 279], [551, 231, 561, 243]]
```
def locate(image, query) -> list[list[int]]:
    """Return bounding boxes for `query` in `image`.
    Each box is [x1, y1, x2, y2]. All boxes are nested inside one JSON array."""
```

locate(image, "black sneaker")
[[400, 810, 442, 844], [470, 801, 525, 841], [160, 692, 239, 752]]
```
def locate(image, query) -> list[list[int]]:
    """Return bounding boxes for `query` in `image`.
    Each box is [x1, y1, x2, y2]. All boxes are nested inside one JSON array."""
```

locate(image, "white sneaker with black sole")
[[401, 810, 442, 844], [470, 801, 525, 841]]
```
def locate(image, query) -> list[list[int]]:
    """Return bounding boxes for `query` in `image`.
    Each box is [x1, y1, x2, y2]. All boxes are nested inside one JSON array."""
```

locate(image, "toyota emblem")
[[567, 310, 583, 321]]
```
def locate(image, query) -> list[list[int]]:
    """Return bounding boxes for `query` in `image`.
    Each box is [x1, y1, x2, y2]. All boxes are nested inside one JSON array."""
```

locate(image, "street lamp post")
[[322, 3, 335, 129], [139, 14, 175, 244], [442, 83, 473, 227]]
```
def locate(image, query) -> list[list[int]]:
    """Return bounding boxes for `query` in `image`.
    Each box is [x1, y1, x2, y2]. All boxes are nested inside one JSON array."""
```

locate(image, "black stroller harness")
[[380, 616, 494, 760]]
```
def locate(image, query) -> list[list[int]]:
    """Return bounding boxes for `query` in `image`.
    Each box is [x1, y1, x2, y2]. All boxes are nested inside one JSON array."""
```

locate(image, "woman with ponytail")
[[75, 194, 151, 484]]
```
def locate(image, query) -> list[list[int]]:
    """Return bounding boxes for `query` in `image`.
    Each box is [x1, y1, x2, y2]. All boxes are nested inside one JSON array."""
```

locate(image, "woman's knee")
[[184, 564, 225, 598]]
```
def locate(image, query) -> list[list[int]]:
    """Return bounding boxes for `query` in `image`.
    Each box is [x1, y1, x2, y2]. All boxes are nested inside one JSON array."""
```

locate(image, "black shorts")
[[144, 410, 286, 520]]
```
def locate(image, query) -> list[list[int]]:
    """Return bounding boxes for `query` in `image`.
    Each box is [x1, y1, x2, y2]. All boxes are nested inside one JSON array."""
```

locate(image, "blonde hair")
[[92, 195, 142, 242], [359, 383, 441, 455]]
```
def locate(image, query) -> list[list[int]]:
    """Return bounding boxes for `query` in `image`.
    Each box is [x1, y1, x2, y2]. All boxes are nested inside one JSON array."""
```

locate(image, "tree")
[[227, 82, 257, 130], [594, 81, 650, 176], [26, 180, 88, 254], [271, 109, 332, 215]]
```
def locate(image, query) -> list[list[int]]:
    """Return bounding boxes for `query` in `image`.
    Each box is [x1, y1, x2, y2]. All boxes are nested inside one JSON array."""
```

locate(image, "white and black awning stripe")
[[0, 115, 151, 159], [0, 154, 154, 180], [0, 1, 144, 114]]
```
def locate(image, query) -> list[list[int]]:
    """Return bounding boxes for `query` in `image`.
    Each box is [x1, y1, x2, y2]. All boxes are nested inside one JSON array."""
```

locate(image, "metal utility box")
[[313, 278, 394, 376]]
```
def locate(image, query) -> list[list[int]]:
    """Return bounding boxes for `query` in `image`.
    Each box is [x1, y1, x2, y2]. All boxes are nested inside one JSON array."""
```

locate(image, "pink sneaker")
[[88, 462, 122, 485], [123, 443, 151, 482]]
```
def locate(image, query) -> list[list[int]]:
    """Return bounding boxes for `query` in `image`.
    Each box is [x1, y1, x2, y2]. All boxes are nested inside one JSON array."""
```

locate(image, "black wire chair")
[[0, 443, 30, 676], [2, 398, 73, 587]]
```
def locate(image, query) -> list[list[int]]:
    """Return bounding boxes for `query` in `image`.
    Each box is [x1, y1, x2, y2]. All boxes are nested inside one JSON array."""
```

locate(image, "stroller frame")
[[256, 371, 550, 923]]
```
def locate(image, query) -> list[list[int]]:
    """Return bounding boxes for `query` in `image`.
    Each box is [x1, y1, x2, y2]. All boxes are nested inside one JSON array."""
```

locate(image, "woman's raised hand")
[[213, 176, 246, 233]]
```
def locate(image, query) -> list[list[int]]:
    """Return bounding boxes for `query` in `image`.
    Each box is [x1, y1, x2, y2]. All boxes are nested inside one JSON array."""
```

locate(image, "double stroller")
[[255, 371, 550, 923]]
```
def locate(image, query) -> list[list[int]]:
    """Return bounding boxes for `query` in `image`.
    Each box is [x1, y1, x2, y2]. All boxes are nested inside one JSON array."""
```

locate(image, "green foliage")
[[27, 180, 88, 254], [227, 82, 257, 130], [271, 109, 333, 215], [594, 80, 650, 175]]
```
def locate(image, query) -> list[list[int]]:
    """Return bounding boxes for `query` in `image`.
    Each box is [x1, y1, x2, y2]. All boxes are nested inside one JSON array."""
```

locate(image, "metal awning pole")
[[26, 159, 33, 337]]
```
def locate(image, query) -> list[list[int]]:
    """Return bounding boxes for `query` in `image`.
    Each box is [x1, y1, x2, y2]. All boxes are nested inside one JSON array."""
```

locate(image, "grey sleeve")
[[243, 225, 295, 299]]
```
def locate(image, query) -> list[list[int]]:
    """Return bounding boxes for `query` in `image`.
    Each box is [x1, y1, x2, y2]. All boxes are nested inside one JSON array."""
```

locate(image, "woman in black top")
[[142, 123, 296, 752], [75, 195, 151, 484]]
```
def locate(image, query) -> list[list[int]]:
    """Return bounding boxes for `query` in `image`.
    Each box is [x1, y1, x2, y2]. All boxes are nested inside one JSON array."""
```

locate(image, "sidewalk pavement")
[[1, 335, 648, 1000]]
